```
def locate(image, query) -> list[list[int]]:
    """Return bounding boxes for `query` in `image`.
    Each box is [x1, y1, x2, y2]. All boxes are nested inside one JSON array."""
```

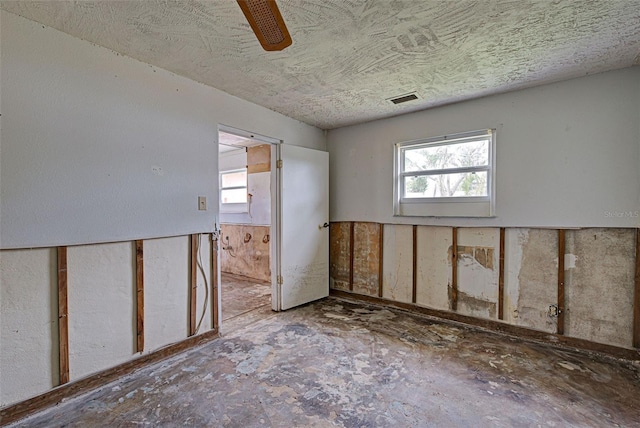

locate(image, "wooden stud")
[[135, 240, 144, 353], [378, 223, 384, 298], [211, 233, 219, 331], [189, 234, 198, 336], [451, 227, 458, 311], [412, 225, 418, 304], [57, 246, 69, 385], [633, 228, 640, 348], [349, 222, 355, 292], [557, 229, 566, 336], [498, 228, 505, 320]]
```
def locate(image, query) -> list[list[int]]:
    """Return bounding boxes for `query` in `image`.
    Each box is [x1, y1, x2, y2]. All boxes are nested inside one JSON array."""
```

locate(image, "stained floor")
[[221, 272, 271, 322], [9, 298, 640, 427]]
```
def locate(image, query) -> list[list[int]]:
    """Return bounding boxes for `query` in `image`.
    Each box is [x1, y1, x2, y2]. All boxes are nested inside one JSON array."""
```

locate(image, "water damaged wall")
[[330, 223, 639, 353], [0, 234, 216, 408]]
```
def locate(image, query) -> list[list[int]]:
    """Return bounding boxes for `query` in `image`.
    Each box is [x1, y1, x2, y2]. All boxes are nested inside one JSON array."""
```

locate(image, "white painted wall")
[[0, 11, 325, 249], [327, 67, 640, 228]]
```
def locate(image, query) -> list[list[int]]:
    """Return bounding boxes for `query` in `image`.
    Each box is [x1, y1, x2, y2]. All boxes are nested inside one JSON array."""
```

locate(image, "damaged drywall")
[[504, 229, 558, 333], [329, 223, 638, 353], [382, 225, 413, 303], [415, 226, 451, 311], [455, 228, 500, 320], [220, 225, 271, 282]]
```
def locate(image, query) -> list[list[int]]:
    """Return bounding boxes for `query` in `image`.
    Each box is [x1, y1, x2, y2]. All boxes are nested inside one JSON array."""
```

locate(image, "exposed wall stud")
[[451, 227, 458, 311], [57, 246, 70, 385], [557, 229, 566, 335], [633, 228, 640, 348], [349, 222, 355, 292], [189, 234, 198, 336], [135, 240, 144, 352], [412, 225, 418, 304], [378, 223, 384, 298], [498, 228, 505, 320]]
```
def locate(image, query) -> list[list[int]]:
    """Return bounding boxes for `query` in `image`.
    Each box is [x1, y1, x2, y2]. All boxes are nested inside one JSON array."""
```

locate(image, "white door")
[[277, 145, 329, 310]]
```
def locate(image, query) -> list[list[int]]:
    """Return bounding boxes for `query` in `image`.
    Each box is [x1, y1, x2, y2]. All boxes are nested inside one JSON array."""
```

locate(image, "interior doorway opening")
[[217, 128, 278, 324]]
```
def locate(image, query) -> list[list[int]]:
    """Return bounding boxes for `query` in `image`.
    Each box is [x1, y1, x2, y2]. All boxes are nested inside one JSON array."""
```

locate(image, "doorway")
[[216, 125, 330, 326], [217, 128, 277, 323]]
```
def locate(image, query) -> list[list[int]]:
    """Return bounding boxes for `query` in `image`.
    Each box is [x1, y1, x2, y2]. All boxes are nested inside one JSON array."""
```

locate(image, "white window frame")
[[219, 168, 248, 213], [393, 129, 496, 218]]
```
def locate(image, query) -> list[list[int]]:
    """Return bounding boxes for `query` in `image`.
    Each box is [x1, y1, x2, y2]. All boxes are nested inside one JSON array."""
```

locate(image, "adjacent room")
[[1, 1, 639, 426]]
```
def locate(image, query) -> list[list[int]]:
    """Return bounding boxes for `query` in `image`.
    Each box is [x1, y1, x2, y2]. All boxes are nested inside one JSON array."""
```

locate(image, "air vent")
[[388, 92, 420, 105]]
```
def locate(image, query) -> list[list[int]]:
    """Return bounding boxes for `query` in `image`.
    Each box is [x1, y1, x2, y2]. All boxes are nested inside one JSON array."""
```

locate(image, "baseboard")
[[330, 289, 640, 362], [0, 329, 219, 426]]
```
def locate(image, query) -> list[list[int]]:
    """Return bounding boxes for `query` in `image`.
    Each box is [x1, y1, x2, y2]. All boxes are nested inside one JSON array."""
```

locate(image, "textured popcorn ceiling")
[[2, 1, 639, 129]]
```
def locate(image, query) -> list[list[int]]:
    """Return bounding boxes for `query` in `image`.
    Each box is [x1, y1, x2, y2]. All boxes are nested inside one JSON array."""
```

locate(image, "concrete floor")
[[221, 272, 271, 322], [8, 298, 640, 427]]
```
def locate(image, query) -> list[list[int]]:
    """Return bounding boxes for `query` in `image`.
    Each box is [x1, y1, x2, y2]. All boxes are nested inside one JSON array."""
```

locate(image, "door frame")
[[217, 125, 283, 319]]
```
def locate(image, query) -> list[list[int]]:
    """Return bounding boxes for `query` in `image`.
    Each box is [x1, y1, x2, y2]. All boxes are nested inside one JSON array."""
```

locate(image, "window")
[[394, 129, 496, 217], [220, 168, 247, 212]]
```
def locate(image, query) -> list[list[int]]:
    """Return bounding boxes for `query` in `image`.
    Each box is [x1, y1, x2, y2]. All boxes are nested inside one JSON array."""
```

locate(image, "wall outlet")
[[198, 196, 207, 211]]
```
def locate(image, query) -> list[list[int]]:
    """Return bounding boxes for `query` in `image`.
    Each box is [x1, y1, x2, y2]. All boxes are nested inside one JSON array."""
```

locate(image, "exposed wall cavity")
[[455, 228, 500, 320], [0, 248, 58, 406], [67, 242, 135, 380], [144, 236, 190, 350], [0, 234, 215, 408], [352, 223, 381, 297], [330, 223, 638, 352], [382, 225, 413, 303], [329, 222, 350, 291], [565, 229, 636, 348], [415, 226, 451, 311], [505, 229, 558, 333]]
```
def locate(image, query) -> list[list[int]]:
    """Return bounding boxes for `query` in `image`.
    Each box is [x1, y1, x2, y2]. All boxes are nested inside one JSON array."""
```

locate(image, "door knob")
[[322, 222, 329, 228]]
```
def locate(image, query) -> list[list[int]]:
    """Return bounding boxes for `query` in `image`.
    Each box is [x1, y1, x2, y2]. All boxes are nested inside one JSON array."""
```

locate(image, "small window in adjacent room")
[[220, 168, 248, 212], [394, 129, 496, 217]]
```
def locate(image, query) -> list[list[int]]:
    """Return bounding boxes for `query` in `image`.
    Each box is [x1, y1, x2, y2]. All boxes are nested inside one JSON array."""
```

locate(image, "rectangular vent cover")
[[389, 92, 419, 104]]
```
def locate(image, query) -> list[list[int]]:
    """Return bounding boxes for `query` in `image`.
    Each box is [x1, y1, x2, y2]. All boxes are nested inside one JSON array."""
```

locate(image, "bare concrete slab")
[[221, 272, 271, 322], [8, 298, 640, 427]]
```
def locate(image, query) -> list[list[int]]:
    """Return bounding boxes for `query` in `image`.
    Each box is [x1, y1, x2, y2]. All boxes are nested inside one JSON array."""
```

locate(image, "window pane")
[[221, 188, 247, 204], [221, 170, 246, 188], [404, 171, 488, 198], [404, 139, 489, 172]]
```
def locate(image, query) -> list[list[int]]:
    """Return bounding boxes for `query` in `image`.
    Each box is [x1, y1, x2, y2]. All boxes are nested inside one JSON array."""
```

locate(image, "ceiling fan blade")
[[237, 0, 292, 51]]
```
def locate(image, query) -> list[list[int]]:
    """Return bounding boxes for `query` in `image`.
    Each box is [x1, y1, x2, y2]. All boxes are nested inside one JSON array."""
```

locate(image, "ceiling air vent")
[[388, 92, 420, 105]]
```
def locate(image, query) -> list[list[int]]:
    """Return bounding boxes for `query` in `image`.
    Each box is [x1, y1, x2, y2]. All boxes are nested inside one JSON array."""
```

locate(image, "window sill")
[[394, 199, 494, 218]]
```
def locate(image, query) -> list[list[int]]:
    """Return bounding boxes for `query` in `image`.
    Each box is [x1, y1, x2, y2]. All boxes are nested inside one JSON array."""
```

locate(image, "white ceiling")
[[2, 1, 639, 130], [219, 130, 262, 153]]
